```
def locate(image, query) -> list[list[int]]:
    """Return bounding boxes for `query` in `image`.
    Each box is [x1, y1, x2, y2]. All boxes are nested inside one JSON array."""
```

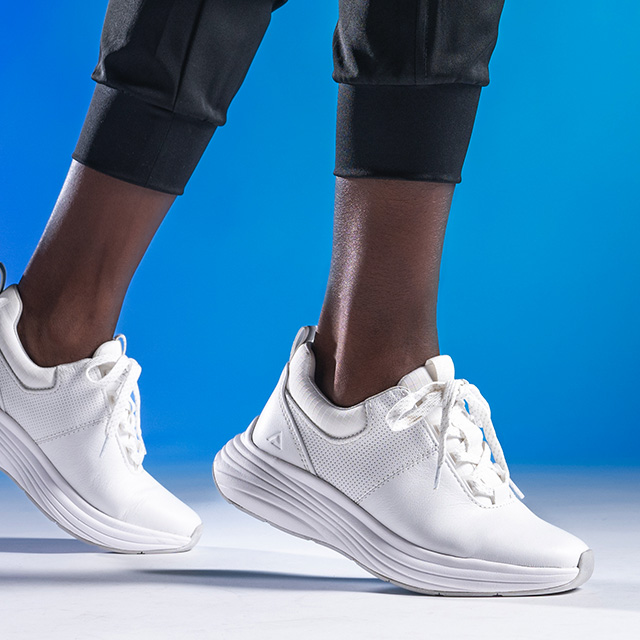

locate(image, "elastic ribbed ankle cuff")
[[335, 83, 482, 184], [72, 84, 217, 195]]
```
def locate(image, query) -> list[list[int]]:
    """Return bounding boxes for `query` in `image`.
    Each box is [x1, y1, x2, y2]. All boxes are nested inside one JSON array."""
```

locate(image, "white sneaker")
[[0, 277, 202, 553], [214, 326, 594, 595]]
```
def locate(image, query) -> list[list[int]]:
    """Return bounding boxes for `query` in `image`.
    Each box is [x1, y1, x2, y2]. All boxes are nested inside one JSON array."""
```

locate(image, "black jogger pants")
[[73, 0, 505, 195]]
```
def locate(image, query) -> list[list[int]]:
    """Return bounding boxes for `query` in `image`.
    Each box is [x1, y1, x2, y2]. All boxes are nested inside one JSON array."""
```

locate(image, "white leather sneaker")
[[214, 325, 594, 595], [0, 273, 202, 553]]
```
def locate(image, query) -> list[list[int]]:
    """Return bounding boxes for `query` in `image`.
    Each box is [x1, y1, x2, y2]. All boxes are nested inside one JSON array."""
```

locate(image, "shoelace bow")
[[386, 379, 523, 502], [85, 337, 146, 469]]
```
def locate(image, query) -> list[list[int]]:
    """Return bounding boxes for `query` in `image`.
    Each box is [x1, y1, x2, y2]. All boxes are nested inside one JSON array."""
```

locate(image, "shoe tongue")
[[398, 355, 456, 392], [91, 339, 123, 363], [87, 340, 124, 381]]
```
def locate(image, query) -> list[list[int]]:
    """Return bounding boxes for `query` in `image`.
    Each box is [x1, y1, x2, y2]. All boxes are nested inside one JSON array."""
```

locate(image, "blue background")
[[0, 1, 638, 469]]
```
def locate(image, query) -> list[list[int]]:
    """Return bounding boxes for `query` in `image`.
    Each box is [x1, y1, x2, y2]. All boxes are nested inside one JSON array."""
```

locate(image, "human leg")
[[19, 0, 287, 367], [214, 0, 594, 594], [18, 163, 175, 367], [313, 177, 453, 406], [313, 0, 500, 405], [0, 0, 288, 552]]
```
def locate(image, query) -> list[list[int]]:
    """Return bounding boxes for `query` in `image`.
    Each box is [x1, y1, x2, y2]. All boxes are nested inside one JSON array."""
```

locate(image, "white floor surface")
[[0, 465, 638, 640]]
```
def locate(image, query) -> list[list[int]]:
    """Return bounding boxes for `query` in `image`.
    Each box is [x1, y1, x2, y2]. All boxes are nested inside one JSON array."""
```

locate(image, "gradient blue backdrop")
[[1, 2, 638, 468]]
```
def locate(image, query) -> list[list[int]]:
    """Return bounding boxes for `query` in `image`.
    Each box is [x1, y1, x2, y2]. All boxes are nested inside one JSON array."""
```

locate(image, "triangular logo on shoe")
[[267, 432, 283, 450]]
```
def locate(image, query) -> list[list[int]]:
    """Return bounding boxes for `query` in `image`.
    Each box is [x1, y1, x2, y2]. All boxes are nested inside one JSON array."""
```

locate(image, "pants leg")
[[73, 0, 503, 196], [333, 0, 505, 183], [73, 0, 287, 195]]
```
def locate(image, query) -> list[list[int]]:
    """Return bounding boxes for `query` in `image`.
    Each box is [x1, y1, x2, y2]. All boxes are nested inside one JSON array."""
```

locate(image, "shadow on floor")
[[0, 561, 637, 610], [0, 537, 95, 554], [0, 563, 402, 595], [142, 570, 638, 610], [140, 568, 407, 594], [1, 537, 637, 612]]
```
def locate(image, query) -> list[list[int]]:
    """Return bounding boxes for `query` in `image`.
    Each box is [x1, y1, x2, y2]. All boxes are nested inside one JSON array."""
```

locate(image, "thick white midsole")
[[213, 420, 592, 596], [0, 408, 198, 553]]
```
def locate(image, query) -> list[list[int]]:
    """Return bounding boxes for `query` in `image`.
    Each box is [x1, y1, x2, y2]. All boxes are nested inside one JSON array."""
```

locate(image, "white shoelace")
[[386, 379, 523, 502], [85, 336, 146, 469]]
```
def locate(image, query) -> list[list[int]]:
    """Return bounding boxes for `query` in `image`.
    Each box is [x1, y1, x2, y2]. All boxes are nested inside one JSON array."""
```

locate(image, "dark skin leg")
[[17, 160, 175, 367], [18, 165, 451, 402], [313, 177, 454, 407]]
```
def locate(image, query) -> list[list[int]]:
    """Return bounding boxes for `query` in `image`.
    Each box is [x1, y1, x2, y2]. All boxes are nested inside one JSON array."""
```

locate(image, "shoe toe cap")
[[469, 500, 590, 569], [126, 474, 203, 543]]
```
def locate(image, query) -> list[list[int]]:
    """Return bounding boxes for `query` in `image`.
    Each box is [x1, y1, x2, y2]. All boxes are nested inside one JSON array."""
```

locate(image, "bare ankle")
[[16, 285, 115, 367], [17, 314, 104, 367], [312, 337, 438, 407]]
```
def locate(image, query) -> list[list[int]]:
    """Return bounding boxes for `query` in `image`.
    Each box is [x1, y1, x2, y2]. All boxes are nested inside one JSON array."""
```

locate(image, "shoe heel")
[[213, 422, 326, 542]]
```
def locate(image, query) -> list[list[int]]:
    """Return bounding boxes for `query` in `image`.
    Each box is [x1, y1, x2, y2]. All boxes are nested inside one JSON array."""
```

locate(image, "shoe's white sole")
[[213, 419, 594, 596], [0, 409, 201, 554]]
